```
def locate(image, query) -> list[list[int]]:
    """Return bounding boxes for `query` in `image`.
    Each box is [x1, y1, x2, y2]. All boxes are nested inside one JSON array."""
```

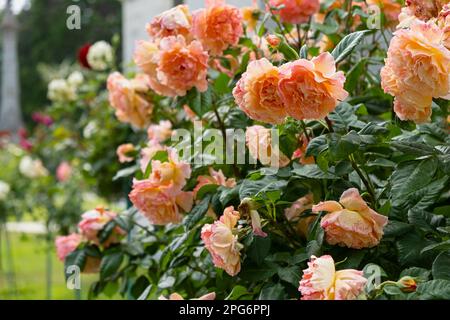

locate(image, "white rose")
[[48, 79, 77, 102], [67, 71, 84, 88], [0, 180, 10, 200], [19, 156, 49, 179], [87, 41, 114, 71]]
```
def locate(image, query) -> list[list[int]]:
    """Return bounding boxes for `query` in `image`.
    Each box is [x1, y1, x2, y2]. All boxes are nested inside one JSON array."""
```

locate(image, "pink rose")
[[135, 36, 208, 97], [381, 21, 450, 123], [246, 125, 290, 168], [292, 134, 315, 165], [201, 206, 243, 276], [107, 72, 154, 128], [405, 0, 448, 21], [285, 193, 315, 238], [233, 58, 287, 124], [147, 120, 173, 143], [140, 140, 166, 173], [192, 0, 243, 55], [193, 167, 236, 198], [78, 207, 124, 247], [56, 161, 72, 182], [299, 255, 367, 300], [146, 5, 192, 41], [278, 52, 348, 120], [116, 143, 135, 163], [268, 0, 320, 24], [55, 233, 82, 261], [313, 188, 388, 249]]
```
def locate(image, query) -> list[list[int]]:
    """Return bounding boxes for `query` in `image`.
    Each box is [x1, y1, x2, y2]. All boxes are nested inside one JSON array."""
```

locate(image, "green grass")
[[0, 232, 97, 300]]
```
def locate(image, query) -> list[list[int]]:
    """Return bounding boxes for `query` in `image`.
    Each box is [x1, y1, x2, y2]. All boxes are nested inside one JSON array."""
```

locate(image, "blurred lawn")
[[0, 232, 97, 300]]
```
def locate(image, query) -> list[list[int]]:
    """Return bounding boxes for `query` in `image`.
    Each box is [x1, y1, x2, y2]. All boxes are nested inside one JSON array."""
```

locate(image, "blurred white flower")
[[87, 41, 114, 71], [19, 156, 49, 179], [0, 180, 10, 200], [67, 71, 84, 88], [47, 79, 77, 102]]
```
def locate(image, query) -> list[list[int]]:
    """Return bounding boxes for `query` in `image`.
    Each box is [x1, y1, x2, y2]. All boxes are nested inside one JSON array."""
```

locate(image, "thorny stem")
[[299, 120, 311, 142], [349, 154, 376, 207], [325, 116, 334, 133]]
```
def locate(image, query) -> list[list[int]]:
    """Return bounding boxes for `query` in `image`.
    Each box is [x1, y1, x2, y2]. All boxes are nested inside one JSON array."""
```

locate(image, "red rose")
[[78, 43, 92, 69]]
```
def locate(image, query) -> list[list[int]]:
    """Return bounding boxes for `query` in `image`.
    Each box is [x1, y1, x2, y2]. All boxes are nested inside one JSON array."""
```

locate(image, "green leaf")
[[226, 285, 252, 300], [277, 38, 299, 61], [100, 252, 124, 280], [421, 240, 450, 254], [417, 280, 450, 299], [64, 249, 86, 280], [292, 164, 338, 179], [239, 176, 287, 200], [391, 141, 438, 157], [396, 232, 436, 266], [328, 131, 361, 160], [278, 266, 301, 287], [113, 164, 139, 181], [328, 102, 359, 132], [248, 236, 271, 266], [408, 208, 445, 233], [259, 283, 286, 300], [432, 251, 450, 280], [305, 135, 328, 157], [196, 184, 219, 200], [185, 195, 212, 230], [383, 220, 413, 237], [239, 262, 278, 282], [130, 275, 150, 300], [158, 275, 175, 289], [400, 267, 430, 281], [331, 30, 371, 64], [214, 73, 231, 94]]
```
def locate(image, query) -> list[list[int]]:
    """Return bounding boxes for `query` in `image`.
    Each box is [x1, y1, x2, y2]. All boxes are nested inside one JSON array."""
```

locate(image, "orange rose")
[[278, 52, 348, 120], [192, 0, 243, 55], [134, 36, 209, 97], [116, 143, 135, 163], [405, 0, 449, 21], [233, 58, 287, 124], [381, 21, 450, 123], [107, 72, 154, 129], [146, 5, 192, 41], [268, 0, 320, 24], [313, 188, 388, 249], [367, 0, 402, 26], [193, 167, 236, 198]]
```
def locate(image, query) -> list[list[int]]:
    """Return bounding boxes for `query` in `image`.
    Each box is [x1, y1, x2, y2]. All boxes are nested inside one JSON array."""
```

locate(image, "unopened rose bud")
[[266, 35, 281, 47], [397, 276, 417, 293]]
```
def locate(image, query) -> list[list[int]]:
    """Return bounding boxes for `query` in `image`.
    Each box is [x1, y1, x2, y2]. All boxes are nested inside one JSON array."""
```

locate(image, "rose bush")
[[5, 0, 448, 300]]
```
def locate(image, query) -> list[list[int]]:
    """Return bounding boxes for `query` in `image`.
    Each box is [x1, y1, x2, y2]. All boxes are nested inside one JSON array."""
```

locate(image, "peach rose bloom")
[[381, 21, 450, 123], [193, 167, 236, 198], [107, 72, 154, 129], [159, 292, 216, 300], [146, 5, 192, 41], [134, 36, 208, 97], [56, 161, 72, 182], [147, 120, 173, 143], [285, 193, 315, 238], [405, 0, 449, 21], [292, 134, 315, 165], [149, 148, 192, 191], [201, 206, 243, 276], [192, 0, 243, 55], [129, 178, 193, 225], [299, 255, 367, 300], [246, 125, 290, 168], [116, 143, 135, 163], [366, 0, 402, 25], [268, 0, 320, 24], [313, 188, 388, 249], [233, 58, 287, 124], [55, 233, 82, 261], [78, 207, 124, 247], [278, 52, 348, 120], [439, 5, 450, 49]]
